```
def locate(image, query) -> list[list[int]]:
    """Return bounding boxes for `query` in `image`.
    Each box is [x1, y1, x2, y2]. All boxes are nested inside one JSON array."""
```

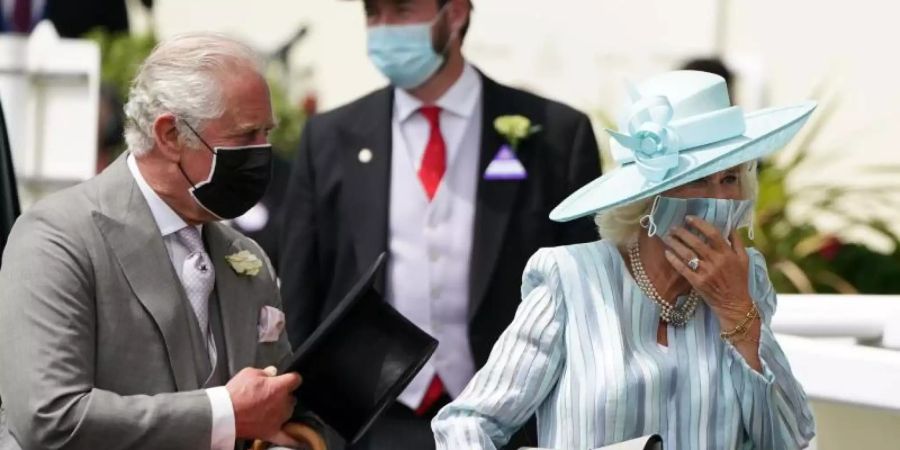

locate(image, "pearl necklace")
[[627, 241, 702, 327]]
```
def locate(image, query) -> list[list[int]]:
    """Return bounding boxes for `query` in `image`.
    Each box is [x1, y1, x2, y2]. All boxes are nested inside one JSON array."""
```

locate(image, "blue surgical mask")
[[641, 195, 755, 241], [366, 8, 450, 89]]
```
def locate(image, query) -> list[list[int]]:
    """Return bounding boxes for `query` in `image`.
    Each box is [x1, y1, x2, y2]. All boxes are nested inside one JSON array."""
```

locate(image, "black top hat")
[[280, 253, 438, 444], [644, 434, 664, 450]]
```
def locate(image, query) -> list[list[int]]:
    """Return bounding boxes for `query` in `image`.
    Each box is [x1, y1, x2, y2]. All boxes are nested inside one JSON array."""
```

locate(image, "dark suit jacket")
[[0, 0, 129, 37], [279, 71, 601, 367]]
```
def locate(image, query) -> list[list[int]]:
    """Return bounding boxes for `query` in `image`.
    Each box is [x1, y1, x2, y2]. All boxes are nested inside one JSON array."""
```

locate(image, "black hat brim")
[[280, 253, 438, 444]]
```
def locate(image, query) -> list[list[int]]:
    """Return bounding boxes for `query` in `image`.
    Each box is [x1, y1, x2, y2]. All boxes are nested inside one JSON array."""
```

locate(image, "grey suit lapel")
[[91, 155, 200, 391], [205, 223, 259, 377]]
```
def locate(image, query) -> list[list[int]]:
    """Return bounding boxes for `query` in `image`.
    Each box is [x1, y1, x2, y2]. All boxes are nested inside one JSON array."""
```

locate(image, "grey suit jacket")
[[0, 155, 291, 449]]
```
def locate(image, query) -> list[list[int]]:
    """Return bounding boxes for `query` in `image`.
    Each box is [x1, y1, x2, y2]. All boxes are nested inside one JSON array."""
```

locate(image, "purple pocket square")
[[484, 145, 527, 181]]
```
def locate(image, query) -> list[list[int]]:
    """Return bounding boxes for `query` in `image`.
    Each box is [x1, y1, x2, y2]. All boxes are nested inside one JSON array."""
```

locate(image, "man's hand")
[[226, 366, 302, 440]]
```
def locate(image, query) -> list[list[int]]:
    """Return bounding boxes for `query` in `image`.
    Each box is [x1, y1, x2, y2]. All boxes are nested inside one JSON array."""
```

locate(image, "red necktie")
[[12, 0, 32, 33], [415, 376, 445, 416], [414, 105, 447, 415], [417, 106, 446, 201]]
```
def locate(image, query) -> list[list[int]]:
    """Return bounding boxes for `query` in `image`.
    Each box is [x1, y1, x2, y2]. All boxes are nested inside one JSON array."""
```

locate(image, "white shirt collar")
[[127, 153, 191, 237], [394, 63, 482, 123]]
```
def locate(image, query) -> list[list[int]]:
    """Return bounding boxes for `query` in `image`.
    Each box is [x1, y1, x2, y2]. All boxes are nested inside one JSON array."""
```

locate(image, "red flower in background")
[[818, 236, 843, 261], [302, 92, 318, 116]]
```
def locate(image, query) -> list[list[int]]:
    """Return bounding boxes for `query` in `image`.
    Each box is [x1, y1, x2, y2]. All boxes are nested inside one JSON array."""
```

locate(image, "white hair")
[[124, 32, 264, 157], [594, 161, 760, 245]]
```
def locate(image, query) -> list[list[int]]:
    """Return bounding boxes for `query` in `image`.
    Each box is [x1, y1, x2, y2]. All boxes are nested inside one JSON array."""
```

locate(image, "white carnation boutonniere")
[[225, 250, 263, 277], [485, 115, 541, 181]]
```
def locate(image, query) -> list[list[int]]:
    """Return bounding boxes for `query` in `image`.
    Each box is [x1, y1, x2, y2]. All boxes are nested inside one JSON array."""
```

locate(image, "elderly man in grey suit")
[[0, 33, 311, 450]]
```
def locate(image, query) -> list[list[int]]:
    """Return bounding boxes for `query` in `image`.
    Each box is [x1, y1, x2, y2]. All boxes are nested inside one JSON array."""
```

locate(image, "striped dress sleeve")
[[723, 249, 816, 449], [432, 248, 567, 450]]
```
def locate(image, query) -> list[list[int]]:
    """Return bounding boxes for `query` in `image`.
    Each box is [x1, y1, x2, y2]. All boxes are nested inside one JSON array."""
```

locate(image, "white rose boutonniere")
[[493, 115, 542, 151], [225, 250, 263, 277]]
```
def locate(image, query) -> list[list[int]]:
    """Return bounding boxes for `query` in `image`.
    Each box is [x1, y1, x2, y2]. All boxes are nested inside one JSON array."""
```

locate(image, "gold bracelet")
[[720, 303, 759, 343], [727, 327, 760, 345]]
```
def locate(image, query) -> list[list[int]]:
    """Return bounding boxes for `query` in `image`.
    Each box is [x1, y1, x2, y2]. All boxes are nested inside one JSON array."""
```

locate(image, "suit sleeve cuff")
[[206, 386, 236, 450]]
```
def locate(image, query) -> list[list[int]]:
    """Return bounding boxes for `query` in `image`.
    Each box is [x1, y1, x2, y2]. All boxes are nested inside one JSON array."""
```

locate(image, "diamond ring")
[[688, 257, 700, 271]]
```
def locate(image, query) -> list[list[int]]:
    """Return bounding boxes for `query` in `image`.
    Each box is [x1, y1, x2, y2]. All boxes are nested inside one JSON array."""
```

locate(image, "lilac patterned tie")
[[176, 226, 217, 367]]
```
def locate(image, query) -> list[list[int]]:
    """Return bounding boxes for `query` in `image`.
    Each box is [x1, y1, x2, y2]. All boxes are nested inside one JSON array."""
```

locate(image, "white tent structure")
[[0, 21, 100, 205]]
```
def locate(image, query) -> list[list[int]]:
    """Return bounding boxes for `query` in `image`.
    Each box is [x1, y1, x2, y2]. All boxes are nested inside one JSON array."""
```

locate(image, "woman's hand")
[[662, 216, 754, 328], [663, 215, 763, 371]]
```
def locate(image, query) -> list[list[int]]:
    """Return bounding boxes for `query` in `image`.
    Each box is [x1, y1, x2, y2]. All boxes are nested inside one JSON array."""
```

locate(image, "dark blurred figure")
[[0, 0, 42, 33], [97, 83, 126, 173], [681, 57, 735, 101], [1, 0, 153, 37], [680, 57, 761, 174]]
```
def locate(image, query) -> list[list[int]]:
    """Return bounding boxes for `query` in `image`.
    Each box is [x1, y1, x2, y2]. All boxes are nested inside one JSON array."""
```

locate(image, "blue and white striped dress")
[[432, 240, 815, 449]]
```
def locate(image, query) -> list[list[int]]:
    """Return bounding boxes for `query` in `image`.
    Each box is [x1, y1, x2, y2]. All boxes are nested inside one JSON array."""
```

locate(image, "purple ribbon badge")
[[484, 144, 527, 181]]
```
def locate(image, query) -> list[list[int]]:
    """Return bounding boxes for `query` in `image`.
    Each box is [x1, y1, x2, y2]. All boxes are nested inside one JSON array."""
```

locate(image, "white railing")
[[773, 294, 900, 412], [773, 294, 900, 348]]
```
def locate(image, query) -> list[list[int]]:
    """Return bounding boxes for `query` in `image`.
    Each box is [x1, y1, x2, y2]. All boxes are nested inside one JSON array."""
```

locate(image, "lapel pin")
[[358, 148, 373, 164]]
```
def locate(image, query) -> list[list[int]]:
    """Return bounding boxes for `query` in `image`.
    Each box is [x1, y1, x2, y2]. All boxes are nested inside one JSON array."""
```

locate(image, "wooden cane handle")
[[250, 422, 327, 450]]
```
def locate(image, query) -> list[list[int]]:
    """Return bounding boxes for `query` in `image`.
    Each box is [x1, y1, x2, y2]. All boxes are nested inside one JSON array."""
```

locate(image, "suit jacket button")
[[358, 148, 373, 164]]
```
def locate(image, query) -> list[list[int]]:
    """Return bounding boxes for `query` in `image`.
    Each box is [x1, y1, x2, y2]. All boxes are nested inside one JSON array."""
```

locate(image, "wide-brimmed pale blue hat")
[[550, 70, 816, 222]]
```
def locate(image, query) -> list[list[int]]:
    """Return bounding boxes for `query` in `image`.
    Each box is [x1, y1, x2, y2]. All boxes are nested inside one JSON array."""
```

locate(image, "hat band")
[[607, 96, 746, 182]]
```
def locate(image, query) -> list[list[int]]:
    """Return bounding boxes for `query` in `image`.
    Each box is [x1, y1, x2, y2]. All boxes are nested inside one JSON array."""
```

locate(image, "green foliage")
[[752, 96, 900, 294], [829, 242, 900, 293], [85, 29, 158, 100]]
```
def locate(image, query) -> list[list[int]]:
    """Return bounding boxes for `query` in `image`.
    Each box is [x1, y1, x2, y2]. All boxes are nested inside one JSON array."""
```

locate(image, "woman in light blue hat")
[[431, 71, 817, 449]]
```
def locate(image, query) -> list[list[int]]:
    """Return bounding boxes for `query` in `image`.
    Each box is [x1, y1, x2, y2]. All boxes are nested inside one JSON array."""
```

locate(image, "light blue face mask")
[[641, 195, 755, 241], [366, 8, 450, 89]]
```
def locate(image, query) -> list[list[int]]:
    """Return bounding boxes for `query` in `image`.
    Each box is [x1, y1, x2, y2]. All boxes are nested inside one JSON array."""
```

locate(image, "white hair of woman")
[[124, 32, 264, 157]]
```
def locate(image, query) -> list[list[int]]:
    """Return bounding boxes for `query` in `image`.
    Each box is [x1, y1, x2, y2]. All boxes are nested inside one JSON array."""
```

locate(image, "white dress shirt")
[[388, 63, 483, 408], [127, 154, 235, 450]]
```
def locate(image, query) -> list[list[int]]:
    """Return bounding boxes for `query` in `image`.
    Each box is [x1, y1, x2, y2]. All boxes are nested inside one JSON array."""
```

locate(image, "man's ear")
[[447, 0, 470, 38], [152, 113, 183, 163]]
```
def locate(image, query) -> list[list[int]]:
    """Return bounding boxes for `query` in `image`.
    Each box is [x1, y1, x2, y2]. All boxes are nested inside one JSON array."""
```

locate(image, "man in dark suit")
[[0, 0, 142, 37], [279, 1, 601, 448]]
